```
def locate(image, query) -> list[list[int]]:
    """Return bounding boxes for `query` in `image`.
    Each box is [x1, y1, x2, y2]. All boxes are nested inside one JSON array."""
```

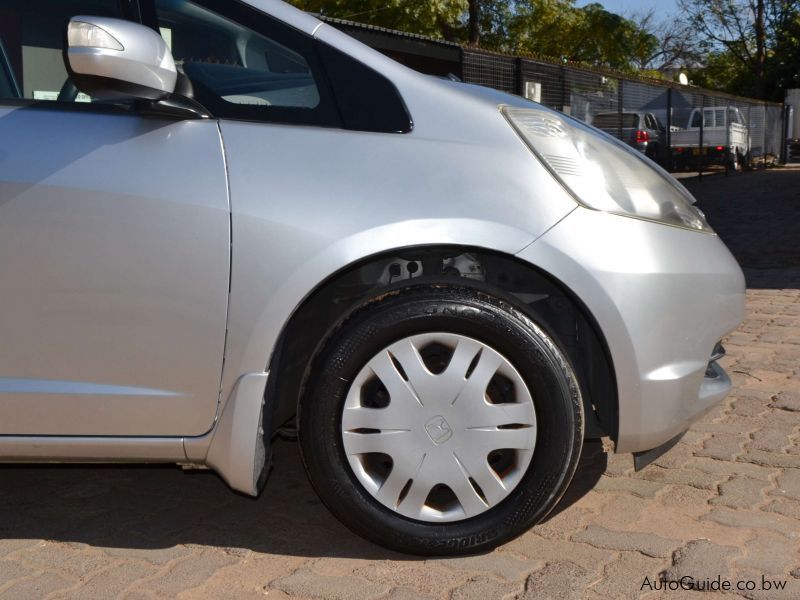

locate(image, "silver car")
[[0, 0, 744, 555]]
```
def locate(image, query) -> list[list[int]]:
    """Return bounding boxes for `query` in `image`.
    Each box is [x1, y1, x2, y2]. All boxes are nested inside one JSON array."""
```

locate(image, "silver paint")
[[0, 0, 745, 496]]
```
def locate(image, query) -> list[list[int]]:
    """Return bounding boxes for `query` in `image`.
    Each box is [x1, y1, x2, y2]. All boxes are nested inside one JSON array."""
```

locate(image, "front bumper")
[[517, 207, 745, 454]]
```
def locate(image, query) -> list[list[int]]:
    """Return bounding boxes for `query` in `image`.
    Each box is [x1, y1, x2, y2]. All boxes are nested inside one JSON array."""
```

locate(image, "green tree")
[[290, 0, 468, 42], [290, 0, 658, 71], [679, 0, 800, 99], [565, 3, 659, 71]]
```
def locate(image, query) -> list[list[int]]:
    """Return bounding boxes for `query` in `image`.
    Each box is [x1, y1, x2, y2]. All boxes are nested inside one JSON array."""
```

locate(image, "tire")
[[299, 284, 584, 555], [728, 150, 741, 172]]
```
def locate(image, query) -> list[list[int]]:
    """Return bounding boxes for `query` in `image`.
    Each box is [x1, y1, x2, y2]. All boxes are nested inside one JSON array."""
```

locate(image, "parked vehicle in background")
[[671, 106, 750, 171], [0, 0, 745, 556], [591, 111, 667, 164]]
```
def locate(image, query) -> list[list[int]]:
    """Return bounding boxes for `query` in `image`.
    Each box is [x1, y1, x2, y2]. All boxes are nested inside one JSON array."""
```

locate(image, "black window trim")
[[0, 37, 22, 99]]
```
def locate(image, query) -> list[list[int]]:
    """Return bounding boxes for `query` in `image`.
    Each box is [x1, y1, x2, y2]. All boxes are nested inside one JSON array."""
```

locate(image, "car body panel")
[[517, 207, 745, 453], [215, 112, 578, 425], [0, 106, 230, 436]]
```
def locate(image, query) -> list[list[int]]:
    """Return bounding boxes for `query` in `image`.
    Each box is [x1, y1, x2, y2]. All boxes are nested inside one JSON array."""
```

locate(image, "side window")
[[151, 0, 412, 132], [155, 0, 321, 111], [691, 110, 702, 128], [0, 0, 126, 103]]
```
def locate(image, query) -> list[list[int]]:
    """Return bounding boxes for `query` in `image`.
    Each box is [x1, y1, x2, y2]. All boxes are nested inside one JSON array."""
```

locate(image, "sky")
[[575, 0, 681, 22]]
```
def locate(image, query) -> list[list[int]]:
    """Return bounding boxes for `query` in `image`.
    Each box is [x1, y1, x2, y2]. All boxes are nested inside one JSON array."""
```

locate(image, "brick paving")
[[0, 167, 799, 599]]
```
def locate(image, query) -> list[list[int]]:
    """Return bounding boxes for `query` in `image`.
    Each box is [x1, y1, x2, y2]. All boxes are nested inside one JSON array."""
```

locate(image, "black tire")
[[298, 284, 584, 555], [728, 150, 741, 172]]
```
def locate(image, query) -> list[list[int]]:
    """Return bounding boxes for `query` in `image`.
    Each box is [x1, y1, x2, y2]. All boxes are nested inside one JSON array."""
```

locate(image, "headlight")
[[502, 106, 713, 233]]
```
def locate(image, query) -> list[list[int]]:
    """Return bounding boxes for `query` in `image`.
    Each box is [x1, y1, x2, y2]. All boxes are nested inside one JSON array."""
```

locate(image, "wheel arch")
[[265, 245, 619, 443]]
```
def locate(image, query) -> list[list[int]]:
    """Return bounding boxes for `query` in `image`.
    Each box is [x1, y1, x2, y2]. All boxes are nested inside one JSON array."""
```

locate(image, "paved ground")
[[0, 167, 799, 599]]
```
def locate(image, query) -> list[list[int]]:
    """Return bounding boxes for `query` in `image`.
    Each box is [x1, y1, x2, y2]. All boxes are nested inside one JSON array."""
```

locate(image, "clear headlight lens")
[[503, 106, 713, 233]]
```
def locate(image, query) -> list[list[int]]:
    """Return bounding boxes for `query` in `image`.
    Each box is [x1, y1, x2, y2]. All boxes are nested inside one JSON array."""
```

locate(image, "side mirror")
[[64, 16, 177, 101]]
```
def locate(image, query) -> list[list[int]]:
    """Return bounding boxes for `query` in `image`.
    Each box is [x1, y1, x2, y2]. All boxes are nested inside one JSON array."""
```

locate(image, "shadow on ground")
[[0, 437, 605, 559], [687, 166, 800, 289]]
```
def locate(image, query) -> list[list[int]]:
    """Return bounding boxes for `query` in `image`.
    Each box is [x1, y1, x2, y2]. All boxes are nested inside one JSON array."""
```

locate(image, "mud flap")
[[632, 430, 685, 471], [206, 372, 271, 496]]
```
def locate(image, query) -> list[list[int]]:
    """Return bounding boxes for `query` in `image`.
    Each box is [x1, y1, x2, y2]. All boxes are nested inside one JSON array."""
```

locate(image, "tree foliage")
[[679, 0, 800, 99], [290, 0, 657, 72], [290, 0, 800, 96]]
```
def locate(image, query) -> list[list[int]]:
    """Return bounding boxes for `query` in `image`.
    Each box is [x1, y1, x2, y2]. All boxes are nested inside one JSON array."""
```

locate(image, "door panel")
[[0, 106, 230, 436]]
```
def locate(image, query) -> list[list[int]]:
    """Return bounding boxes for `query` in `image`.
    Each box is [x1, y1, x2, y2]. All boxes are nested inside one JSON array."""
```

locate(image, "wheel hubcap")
[[341, 332, 537, 523]]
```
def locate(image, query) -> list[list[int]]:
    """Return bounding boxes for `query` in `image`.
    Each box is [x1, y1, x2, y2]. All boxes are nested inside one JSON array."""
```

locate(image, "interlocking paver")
[[271, 569, 390, 600], [449, 576, 523, 600], [434, 552, 543, 581], [661, 539, 739, 586], [593, 475, 665, 497], [711, 476, 770, 509], [0, 571, 73, 599], [586, 551, 666, 600], [572, 525, 678, 558], [357, 561, 471, 598], [771, 468, 800, 501], [736, 532, 798, 574], [519, 562, 590, 600], [1, 167, 799, 598], [703, 506, 800, 535]]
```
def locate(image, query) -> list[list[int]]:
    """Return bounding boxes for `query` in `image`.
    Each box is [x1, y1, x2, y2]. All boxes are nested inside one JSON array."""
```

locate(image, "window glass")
[[0, 0, 124, 102], [155, 0, 320, 109], [691, 111, 702, 128]]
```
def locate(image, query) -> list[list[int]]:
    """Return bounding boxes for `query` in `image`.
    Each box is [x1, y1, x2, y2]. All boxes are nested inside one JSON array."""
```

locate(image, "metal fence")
[[324, 17, 787, 172], [462, 49, 786, 173]]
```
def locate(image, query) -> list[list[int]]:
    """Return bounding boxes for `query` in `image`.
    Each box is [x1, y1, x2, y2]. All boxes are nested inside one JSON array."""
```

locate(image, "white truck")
[[670, 106, 750, 171]]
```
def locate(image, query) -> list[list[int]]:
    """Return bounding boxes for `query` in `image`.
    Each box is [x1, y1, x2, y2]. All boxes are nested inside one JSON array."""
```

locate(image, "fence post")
[[763, 102, 768, 167], [515, 58, 523, 97], [698, 95, 704, 180], [782, 104, 789, 164], [725, 99, 730, 176], [560, 66, 567, 113], [617, 78, 624, 141], [666, 87, 672, 170]]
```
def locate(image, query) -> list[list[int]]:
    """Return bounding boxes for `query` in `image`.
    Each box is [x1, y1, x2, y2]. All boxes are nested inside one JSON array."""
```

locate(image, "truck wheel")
[[728, 150, 741, 172], [299, 284, 584, 555]]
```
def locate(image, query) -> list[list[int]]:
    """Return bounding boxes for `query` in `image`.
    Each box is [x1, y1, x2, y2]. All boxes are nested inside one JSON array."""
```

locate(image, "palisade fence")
[[462, 49, 786, 173], [322, 16, 788, 173]]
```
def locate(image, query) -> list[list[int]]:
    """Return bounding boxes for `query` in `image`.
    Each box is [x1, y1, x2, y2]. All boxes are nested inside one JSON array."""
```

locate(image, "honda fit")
[[0, 0, 744, 555]]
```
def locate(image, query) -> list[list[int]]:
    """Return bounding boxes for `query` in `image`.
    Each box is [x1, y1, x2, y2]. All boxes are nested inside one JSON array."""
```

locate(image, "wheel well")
[[267, 246, 618, 442]]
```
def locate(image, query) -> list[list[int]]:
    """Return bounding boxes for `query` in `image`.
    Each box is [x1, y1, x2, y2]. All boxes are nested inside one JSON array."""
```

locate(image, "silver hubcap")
[[341, 332, 537, 523]]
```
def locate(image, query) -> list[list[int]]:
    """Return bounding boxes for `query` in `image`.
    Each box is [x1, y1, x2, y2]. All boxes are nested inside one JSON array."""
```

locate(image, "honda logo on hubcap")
[[424, 415, 453, 445]]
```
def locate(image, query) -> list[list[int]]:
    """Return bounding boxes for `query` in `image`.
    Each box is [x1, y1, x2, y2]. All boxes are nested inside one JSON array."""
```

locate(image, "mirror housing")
[[65, 16, 177, 101]]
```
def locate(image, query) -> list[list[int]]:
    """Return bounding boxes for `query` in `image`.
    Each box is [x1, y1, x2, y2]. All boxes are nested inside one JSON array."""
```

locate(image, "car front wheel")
[[299, 284, 584, 555]]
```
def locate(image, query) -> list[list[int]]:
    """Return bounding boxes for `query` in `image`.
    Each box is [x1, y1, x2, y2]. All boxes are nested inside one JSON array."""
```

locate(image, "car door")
[[0, 0, 230, 437]]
